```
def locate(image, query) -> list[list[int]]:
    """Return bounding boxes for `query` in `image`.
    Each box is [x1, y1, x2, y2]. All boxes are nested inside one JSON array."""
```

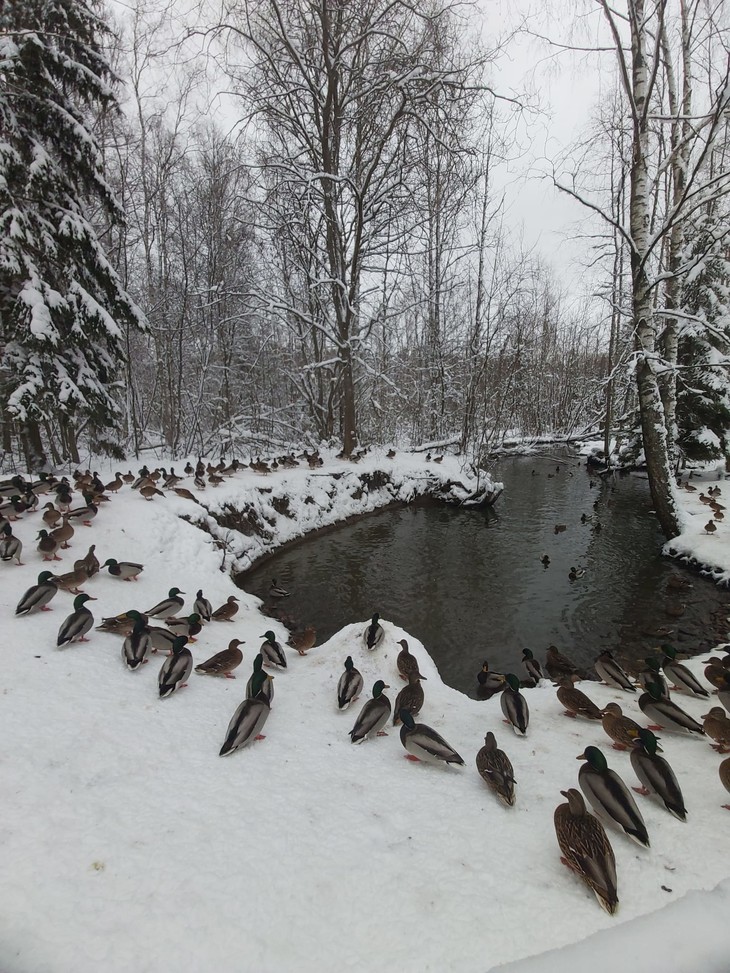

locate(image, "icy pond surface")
[[238, 453, 729, 696]]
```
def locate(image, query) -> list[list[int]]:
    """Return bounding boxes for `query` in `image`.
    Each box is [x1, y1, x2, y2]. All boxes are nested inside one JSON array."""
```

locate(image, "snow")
[[1, 453, 729, 972], [666, 464, 730, 584]]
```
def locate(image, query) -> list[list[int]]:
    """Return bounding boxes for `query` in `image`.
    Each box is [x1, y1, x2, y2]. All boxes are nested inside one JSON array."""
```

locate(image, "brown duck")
[[211, 595, 240, 622], [287, 626, 316, 656], [195, 639, 245, 678], [396, 639, 426, 681], [557, 676, 604, 720], [601, 703, 643, 750], [702, 707, 730, 753], [393, 671, 426, 725]]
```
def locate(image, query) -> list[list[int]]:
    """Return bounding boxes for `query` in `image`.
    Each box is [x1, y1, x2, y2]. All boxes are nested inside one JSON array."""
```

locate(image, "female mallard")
[[158, 636, 193, 698], [52, 565, 89, 594], [719, 757, 730, 810], [660, 644, 709, 698], [399, 709, 464, 765], [594, 651, 635, 692], [393, 671, 426, 725], [219, 669, 272, 755], [57, 593, 97, 647], [164, 613, 202, 641], [103, 558, 144, 581], [476, 732, 515, 806], [195, 639, 245, 678], [287, 625, 316, 656], [0, 523, 23, 565], [75, 544, 100, 577], [397, 639, 425, 681], [145, 587, 185, 618], [246, 654, 274, 703], [477, 661, 506, 697], [554, 788, 618, 915], [337, 656, 363, 710], [261, 630, 287, 669], [521, 648, 544, 684], [363, 613, 384, 650], [705, 657, 730, 690], [601, 702, 642, 751], [545, 645, 579, 682], [557, 676, 603, 720], [577, 746, 650, 848], [122, 619, 153, 671], [37, 529, 61, 562], [42, 502, 62, 529], [50, 516, 74, 551], [16, 571, 58, 615], [630, 729, 687, 821], [193, 589, 212, 621], [67, 493, 98, 526], [349, 681, 391, 743], [501, 673, 529, 735], [639, 681, 705, 736], [701, 707, 730, 752], [211, 595, 239, 621]]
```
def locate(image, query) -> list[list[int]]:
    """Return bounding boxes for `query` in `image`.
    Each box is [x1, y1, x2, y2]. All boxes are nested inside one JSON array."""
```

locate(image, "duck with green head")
[[57, 593, 97, 647], [16, 571, 58, 615], [145, 587, 185, 618], [246, 653, 274, 703], [337, 656, 363, 710], [261, 630, 287, 669], [399, 709, 464, 766], [639, 680, 705, 736], [349, 681, 391, 743], [158, 636, 192, 697], [521, 649, 544, 684], [501, 673, 529, 736], [594, 651, 635, 692], [219, 669, 272, 755], [660, 644, 709, 698], [638, 657, 669, 698], [577, 746, 650, 848], [122, 617, 153, 671], [103, 558, 144, 581], [630, 729, 687, 821]]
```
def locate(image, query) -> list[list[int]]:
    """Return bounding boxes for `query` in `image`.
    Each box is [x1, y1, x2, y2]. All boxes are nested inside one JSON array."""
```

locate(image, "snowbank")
[[666, 465, 730, 584]]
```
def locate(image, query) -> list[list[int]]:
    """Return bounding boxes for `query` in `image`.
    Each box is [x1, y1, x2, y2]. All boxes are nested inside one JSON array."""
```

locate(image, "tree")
[[0, 0, 145, 465]]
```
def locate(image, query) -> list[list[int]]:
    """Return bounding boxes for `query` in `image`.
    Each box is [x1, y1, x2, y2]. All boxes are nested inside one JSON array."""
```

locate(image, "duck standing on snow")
[[76, 544, 100, 577], [337, 656, 363, 710], [211, 595, 239, 621], [193, 589, 212, 621], [288, 625, 316, 656], [630, 729, 687, 821], [477, 661, 506, 696], [363, 612, 384, 650], [545, 645, 580, 682], [638, 657, 670, 698], [397, 639, 425, 680], [521, 648, 544, 684], [122, 618, 153, 671], [145, 587, 185, 618], [219, 669, 272, 755], [246, 654, 274, 703], [195, 639, 245, 678], [399, 709, 464, 766], [57, 593, 96, 647], [476, 732, 516, 806], [165, 612, 202, 642], [349, 681, 391, 742], [639, 681, 705, 736], [0, 524, 23, 564], [66, 493, 98, 527], [158, 636, 193, 698], [16, 571, 58, 615], [601, 703, 643, 751], [577, 746, 650, 848], [103, 558, 144, 581], [660, 644, 710, 697], [37, 529, 61, 561], [557, 676, 604, 720], [500, 673, 529, 735], [594, 651, 635, 692], [554, 788, 618, 915], [719, 758, 730, 810], [260, 630, 287, 669], [702, 707, 730, 752], [393, 670, 426, 724]]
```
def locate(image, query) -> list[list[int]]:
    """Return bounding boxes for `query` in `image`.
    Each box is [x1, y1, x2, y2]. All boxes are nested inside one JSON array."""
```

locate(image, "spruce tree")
[[0, 0, 144, 463]]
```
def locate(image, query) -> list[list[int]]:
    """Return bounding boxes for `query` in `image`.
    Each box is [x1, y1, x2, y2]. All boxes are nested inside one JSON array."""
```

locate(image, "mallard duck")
[[349, 681, 391, 742], [287, 626, 316, 656], [704, 657, 730, 690], [715, 671, 730, 715], [36, 529, 61, 562], [158, 636, 192, 697], [660, 644, 709, 697], [393, 671, 426, 724], [211, 595, 239, 621], [193, 589, 212, 621], [630, 729, 687, 821], [173, 487, 200, 504], [638, 681, 705, 736], [399, 709, 464, 765], [105, 472, 124, 493], [148, 626, 180, 655], [42, 502, 62, 529], [67, 494, 98, 526], [122, 619, 153, 671], [145, 587, 185, 618], [500, 673, 529, 735], [16, 571, 59, 615], [568, 566, 585, 581], [269, 578, 290, 599], [554, 788, 618, 915], [195, 639, 245, 678], [705, 519, 717, 535], [140, 484, 165, 501], [701, 707, 730, 752], [545, 645, 579, 682], [96, 609, 146, 636], [577, 746, 649, 847], [476, 731, 515, 806], [246, 653, 274, 703], [0, 523, 23, 564], [219, 669, 272, 755], [57, 593, 96, 647], [521, 649, 544, 684], [164, 612, 202, 641], [50, 516, 74, 550], [397, 639, 425, 681], [51, 565, 89, 594], [260, 630, 287, 669], [557, 676, 603, 720], [541, 554, 550, 567], [719, 757, 730, 810], [337, 656, 363, 709], [477, 661, 506, 696], [594, 651, 635, 692], [554, 524, 567, 534], [103, 558, 144, 581], [601, 703, 642, 750], [75, 544, 100, 577], [363, 613, 384, 650], [637, 658, 669, 698]]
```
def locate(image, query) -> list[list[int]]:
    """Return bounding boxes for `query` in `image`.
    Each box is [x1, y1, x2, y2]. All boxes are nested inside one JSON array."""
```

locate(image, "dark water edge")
[[236, 453, 730, 697]]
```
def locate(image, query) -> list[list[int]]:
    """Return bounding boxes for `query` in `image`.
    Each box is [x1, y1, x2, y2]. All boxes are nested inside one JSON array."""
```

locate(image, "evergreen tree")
[[0, 0, 144, 463]]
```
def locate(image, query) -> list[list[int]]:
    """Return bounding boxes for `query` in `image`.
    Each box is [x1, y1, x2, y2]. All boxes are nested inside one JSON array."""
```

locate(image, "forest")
[[1, 0, 729, 537]]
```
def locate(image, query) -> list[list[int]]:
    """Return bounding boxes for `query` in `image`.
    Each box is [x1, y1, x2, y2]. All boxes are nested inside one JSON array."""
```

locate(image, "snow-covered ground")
[[1, 454, 729, 972], [666, 467, 730, 586]]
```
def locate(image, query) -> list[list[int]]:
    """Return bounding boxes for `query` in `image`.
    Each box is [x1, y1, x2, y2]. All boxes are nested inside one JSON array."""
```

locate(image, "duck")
[[568, 566, 585, 581], [705, 657, 730, 690], [105, 472, 124, 493], [557, 676, 604, 720], [15, 571, 59, 615], [51, 565, 89, 594], [154, 630, 191, 692], [195, 639, 245, 678], [50, 516, 74, 550], [337, 656, 363, 709], [638, 680, 705, 736], [0, 523, 23, 564], [554, 788, 618, 915], [545, 645, 580, 682], [140, 484, 165, 501], [96, 610, 147, 636], [716, 671, 730, 715], [260, 630, 287, 669], [287, 626, 316, 656], [666, 575, 693, 592], [211, 595, 239, 621], [173, 487, 200, 504], [594, 651, 635, 692], [219, 669, 272, 755], [541, 554, 550, 567], [165, 612, 202, 641], [269, 578, 290, 599], [399, 709, 463, 765], [554, 524, 567, 534], [246, 654, 274, 703], [145, 587, 185, 618], [476, 732, 516, 806], [500, 673, 529, 735], [193, 589, 212, 621], [103, 558, 144, 581], [349, 681, 392, 743], [36, 529, 62, 561], [397, 639, 425, 680], [701, 707, 730, 752], [630, 729, 687, 821], [521, 648, 544, 684], [393, 671, 426, 724], [66, 493, 98, 526], [57, 593, 97, 647], [75, 544, 100, 577], [363, 613, 384, 650], [660, 644, 709, 697], [148, 626, 181, 655], [705, 520, 717, 535], [577, 746, 650, 847], [719, 757, 730, 810], [122, 619, 153, 671], [637, 658, 670, 698], [42, 502, 63, 529], [477, 661, 506, 696], [601, 703, 643, 751]]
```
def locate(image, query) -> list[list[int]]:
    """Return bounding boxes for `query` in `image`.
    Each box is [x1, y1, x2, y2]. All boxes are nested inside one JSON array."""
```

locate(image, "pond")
[[237, 453, 729, 697]]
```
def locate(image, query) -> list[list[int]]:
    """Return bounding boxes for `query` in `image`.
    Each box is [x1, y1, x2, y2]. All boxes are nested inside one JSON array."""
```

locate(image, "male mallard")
[[193, 589, 212, 621], [246, 653, 274, 703], [96, 609, 146, 636], [103, 558, 144, 581], [557, 676, 603, 720], [660, 644, 709, 697], [554, 788, 618, 915], [337, 656, 363, 710], [521, 648, 544, 684], [50, 516, 74, 550], [501, 673, 529, 735], [701, 707, 730, 752], [195, 639, 245, 678], [57, 593, 96, 647], [594, 651, 635, 692], [211, 595, 239, 621], [393, 671, 426, 725], [545, 645, 579, 682], [476, 732, 516, 806], [269, 578, 290, 599], [601, 702, 642, 750], [477, 661, 506, 696], [287, 625, 316, 656], [0, 523, 23, 565], [219, 669, 272, 755], [37, 529, 61, 562], [122, 619, 153, 671], [399, 709, 464, 766], [145, 587, 185, 618], [637, 658, 670, 698], [148, 626, 180, 655], [51, 565, 89, 594], [639, 681, 705, 736], [363, 613, 384, 650], [397, 639, 425, 681], [577, 746, 649, 847], [164, 612, 202, 641], [16, 571, 59, 615], [158, 636, 192, 697], [630, 729, 687, 821], [349, 681, 391, 743], [260, 630, 287, 669], [719, 757, 730, 810]]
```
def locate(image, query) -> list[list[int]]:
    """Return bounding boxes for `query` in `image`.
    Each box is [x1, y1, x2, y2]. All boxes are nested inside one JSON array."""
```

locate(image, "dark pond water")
[[237, 453, 730, 696]]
